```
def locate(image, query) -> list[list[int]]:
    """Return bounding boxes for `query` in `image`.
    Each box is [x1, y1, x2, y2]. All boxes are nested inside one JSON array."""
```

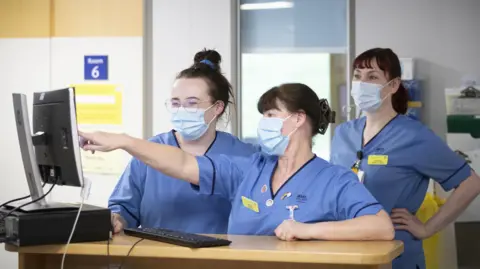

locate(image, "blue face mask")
[[350, 80, 393, 112], [257, 115, 296, 156], [170, 105, 216, 141]]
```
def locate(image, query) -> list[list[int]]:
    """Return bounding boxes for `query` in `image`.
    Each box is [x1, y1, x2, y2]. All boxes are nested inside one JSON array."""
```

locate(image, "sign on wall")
[[74, 83, 122, 125], [72, 83, 124, 176], [84, 55, 109, 80]]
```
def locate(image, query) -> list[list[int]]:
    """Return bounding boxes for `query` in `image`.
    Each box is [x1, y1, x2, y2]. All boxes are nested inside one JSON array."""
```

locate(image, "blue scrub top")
[[108, 130, 259, 234], [194, 153, 384, 235], [331, 115, 471, 269]]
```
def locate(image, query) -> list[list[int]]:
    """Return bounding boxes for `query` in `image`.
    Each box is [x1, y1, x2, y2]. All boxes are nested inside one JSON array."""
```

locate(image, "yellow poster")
[[78, 125, 128, 177], [72, 84, 122, 125], [71, 84, 127, 176], [81, 150, 127, 176]]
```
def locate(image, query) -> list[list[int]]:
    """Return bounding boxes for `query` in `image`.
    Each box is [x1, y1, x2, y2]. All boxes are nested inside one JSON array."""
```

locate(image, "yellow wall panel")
[[52, 0, 143, 37], [0, 0, 51, 38]]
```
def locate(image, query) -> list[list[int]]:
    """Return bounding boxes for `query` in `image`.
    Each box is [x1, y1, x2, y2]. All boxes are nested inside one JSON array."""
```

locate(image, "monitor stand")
[[2, 170, 80, 212], [4, 200, 79, 213]]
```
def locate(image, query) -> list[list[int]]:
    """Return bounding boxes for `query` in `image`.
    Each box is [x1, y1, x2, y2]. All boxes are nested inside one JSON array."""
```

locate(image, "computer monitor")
[[10, 88, 83, 212]]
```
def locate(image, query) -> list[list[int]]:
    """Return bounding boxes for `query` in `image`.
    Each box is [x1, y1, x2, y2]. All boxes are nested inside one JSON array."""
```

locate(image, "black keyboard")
[[123, 227, 231, 248]]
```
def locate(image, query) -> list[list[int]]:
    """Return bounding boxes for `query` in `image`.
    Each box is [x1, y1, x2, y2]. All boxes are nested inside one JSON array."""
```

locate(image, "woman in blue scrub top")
[[108, 49, 258, 234], [330, 48, 480, 269], [80, 83, 395, 241]]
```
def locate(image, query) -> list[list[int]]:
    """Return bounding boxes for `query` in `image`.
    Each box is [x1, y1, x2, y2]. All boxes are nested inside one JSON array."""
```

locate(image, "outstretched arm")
[[80, 131, 200, 185], [80, 131, 252, 200]]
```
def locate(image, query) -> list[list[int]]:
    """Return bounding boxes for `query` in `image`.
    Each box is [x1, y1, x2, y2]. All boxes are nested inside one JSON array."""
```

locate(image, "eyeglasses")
[[165, 98, 212, 113]]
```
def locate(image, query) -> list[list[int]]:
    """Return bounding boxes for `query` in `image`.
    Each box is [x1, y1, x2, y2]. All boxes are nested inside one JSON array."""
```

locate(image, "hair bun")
[[193, 48, 222, 72]]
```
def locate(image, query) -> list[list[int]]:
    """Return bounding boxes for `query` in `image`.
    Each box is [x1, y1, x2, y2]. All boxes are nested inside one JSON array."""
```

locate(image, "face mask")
[[170, 104, 216, 141], [257, 115, 296, 156], [351, 80, 393, 112]]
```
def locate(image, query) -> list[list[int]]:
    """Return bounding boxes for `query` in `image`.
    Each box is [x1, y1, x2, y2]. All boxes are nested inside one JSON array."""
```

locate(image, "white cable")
[[60, 178, 91, 269]]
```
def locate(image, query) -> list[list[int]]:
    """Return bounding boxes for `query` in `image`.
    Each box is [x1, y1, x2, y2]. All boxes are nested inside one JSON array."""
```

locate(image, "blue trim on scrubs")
[[331, 115, 472, 269], [411, 127, 471, 191], [196, 154, 252, 201], [195, 153, 384, 235], [267, 157, 316, 200], [108, 130, 259, 234]]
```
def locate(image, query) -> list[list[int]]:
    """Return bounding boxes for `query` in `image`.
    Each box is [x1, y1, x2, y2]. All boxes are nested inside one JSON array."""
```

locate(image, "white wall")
[[0, 36, 143, 268], [0, 39, 51, 268], [48, 37, 143, 206], [151, 0, 236, 135], [356, 1, 480, 268], [0, 39, 51, 198], [356, 0, 480, 138]]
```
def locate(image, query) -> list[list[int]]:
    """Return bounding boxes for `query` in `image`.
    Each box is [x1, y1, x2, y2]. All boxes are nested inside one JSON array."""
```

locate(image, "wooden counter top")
[[6, 234, 403, 265]]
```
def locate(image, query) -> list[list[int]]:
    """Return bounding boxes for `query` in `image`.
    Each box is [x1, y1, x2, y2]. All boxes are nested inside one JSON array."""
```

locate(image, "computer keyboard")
[[123, 227, 231, 248]]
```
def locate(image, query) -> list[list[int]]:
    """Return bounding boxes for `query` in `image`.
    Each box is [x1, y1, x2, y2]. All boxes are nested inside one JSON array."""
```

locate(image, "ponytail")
[[392, 83, 409, 114]]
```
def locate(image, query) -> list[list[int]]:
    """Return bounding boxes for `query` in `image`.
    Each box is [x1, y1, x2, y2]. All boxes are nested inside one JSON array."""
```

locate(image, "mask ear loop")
[[283, 114, 298, 138], [204, 102, 219, 126], [378, 78, 399, 104]]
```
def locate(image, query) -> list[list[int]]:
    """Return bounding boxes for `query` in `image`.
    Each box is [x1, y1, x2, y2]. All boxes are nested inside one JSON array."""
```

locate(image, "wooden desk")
[[5, 235, 403, 269]]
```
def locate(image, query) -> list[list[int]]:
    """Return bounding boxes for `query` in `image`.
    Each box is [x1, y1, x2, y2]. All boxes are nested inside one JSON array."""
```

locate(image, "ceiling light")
[[240, 1, 294, 10]]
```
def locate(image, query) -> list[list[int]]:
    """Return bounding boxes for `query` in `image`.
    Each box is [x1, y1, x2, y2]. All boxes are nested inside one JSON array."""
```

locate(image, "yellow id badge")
[[241, 196, 259, 213], [367, 155, 388, 165]]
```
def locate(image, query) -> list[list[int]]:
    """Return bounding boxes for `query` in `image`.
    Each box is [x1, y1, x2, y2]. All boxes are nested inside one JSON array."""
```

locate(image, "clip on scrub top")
[[286, 205, 298, 221], [351, 151, 365, 183]]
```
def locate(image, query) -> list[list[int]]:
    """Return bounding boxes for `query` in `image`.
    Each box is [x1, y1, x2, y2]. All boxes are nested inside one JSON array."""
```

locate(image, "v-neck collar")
[[268, 155, 317, 199], [360, 114, 399, 150], [171, 130, 217, 156]]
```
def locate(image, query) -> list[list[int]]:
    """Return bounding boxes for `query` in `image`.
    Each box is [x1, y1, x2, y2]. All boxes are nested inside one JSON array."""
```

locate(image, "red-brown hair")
[[353, 48, 408, 114]]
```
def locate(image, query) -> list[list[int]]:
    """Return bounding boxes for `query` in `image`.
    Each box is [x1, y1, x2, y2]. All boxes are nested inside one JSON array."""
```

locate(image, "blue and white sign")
[[84, 55, 109, 80]]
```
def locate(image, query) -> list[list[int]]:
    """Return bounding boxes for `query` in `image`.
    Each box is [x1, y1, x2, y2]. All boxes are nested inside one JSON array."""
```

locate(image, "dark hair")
[[257, 83, 335, 136], [353, 48, 409, 114], [176, 48, 234, 117]]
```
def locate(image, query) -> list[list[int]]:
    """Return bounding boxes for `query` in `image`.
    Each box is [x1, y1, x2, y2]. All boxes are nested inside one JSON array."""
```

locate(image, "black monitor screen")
[[32, 88, 83, 187]]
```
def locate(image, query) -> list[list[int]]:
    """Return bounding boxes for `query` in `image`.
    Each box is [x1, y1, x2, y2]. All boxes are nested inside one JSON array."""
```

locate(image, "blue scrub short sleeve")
[[195, 154, 258, 201], [330, 125, 343, 164], [108, 157, 146, 228], [412, 128, 471, 191], [335, 171, 384, 220]]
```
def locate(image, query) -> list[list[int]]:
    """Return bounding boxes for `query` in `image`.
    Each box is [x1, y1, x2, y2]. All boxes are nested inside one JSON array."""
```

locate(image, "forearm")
[[108, 198, 140, 228], [305, 210, 394, 241], [426, 171, 480, 235], [121, 135, 199, 184]]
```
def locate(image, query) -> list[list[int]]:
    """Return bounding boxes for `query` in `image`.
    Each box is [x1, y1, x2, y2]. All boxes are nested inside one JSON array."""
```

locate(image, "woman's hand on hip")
[[391, 208, 431, 239]]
